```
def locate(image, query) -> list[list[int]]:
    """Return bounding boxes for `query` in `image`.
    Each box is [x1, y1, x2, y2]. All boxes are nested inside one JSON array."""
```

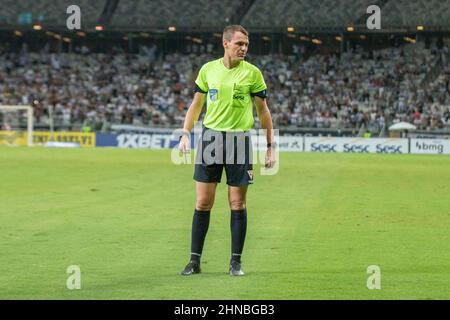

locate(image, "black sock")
[[230, 208, 247, 263], [190, 209, 211, 263]]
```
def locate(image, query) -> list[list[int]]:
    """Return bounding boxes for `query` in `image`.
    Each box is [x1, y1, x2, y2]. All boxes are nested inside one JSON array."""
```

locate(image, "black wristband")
[[267, 142, 276, 149], [179, 130, 190, 141]]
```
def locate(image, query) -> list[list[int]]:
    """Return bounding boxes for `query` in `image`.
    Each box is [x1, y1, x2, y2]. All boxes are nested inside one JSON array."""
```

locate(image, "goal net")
[[0, 105, 33, 146]]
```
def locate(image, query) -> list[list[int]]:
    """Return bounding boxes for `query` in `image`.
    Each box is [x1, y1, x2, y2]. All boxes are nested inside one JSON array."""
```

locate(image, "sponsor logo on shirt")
[[209, 88, 218, 101]]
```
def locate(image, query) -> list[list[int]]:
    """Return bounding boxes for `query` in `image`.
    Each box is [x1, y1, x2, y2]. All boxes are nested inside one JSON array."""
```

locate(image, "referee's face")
[[224, 31, 249, 62]]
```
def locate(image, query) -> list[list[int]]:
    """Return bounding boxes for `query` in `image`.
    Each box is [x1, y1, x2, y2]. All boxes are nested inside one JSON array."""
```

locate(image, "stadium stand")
[[111, 0, 241, 29], [0, 1, 449, 134], [0, 0, 105, 27], [242, 0, 450, 30], [1, 40, 448, 133], [382, 0, 450, 28], [242, 0, 375, 29], [0, 0, 449, 31], [252, 43, 449, 132]]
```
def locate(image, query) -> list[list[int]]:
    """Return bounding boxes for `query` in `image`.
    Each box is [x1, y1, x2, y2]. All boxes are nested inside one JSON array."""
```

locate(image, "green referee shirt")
[[195, 58, 267, 131]]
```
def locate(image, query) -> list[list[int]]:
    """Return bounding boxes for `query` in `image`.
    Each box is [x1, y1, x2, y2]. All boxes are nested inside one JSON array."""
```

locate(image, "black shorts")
[[194, 127, 254, 186]]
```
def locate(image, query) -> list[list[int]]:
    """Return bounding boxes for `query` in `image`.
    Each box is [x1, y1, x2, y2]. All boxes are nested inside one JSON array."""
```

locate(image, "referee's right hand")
[[178, 135, 191, 155]]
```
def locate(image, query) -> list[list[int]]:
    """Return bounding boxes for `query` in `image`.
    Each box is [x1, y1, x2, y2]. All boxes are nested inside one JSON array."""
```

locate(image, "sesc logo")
[[343, 144, 370, 153], [376, 144, 403, 154], [310, 143, 337, 152]]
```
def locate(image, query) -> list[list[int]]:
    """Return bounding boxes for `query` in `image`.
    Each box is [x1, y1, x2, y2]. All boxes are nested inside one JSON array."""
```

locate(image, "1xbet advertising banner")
[[96, 133, 182, 149], [95, 133, 119, 147], [117, 133, 172, 149], [304, 137, 408, 154]]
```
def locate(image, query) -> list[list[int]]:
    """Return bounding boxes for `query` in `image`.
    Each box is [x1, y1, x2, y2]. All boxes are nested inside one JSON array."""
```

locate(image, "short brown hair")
[[223, 25, 249, 41]]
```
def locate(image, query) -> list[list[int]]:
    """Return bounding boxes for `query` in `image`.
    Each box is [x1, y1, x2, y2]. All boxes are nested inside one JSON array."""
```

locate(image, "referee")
[[179, 25, 275, 276]]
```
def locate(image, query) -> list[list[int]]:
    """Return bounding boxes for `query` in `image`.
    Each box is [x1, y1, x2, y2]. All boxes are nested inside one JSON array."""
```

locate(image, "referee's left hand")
[[178, 135, 191, 155], [265, 147, 276, 169]]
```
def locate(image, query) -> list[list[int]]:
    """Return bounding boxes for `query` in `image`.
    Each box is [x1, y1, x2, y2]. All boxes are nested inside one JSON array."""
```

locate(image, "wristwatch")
[[267, 142, 277, 149]]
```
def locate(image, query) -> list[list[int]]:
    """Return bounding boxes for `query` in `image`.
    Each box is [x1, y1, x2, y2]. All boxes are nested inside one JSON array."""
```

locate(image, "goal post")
[[0, 105, 34, 146]]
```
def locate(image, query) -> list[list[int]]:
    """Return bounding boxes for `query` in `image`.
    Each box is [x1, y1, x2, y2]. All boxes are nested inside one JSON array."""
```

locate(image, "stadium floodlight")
[[335, 36, 343, 42], [33, 24, 42, 31], [0, 105, 33, 146], [14, 30, 22, 37], [95, 25, 104, 31], [287, 26, 295, 32], [347, 26, 355, 32], [417, 25, 424, 31], [168, 26, 176, 32]]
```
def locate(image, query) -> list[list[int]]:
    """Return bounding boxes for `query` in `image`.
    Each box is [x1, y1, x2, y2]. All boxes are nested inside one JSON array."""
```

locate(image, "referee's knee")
[[196, 200, 214, 211], [229, 200, 246, 211]]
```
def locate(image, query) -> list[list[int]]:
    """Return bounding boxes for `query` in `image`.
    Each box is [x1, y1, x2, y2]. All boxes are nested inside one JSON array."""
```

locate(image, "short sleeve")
[[194, 64, 208, 93], [250, 68, 267, 94]]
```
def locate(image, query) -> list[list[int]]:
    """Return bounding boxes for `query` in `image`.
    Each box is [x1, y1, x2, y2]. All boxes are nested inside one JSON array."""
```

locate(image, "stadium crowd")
[[0, 41, 449, 133]]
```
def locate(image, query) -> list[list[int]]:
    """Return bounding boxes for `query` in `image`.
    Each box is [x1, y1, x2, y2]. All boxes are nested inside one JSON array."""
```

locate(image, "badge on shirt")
[[209, 89, 218, 101]]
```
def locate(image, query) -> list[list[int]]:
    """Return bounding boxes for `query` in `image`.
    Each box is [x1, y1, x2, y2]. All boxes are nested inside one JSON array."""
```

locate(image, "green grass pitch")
[[1, 146, 449, 299]]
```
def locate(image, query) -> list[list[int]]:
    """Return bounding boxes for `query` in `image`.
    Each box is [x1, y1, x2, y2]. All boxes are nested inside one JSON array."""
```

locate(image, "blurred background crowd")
[[0, 0, 449, 135]]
